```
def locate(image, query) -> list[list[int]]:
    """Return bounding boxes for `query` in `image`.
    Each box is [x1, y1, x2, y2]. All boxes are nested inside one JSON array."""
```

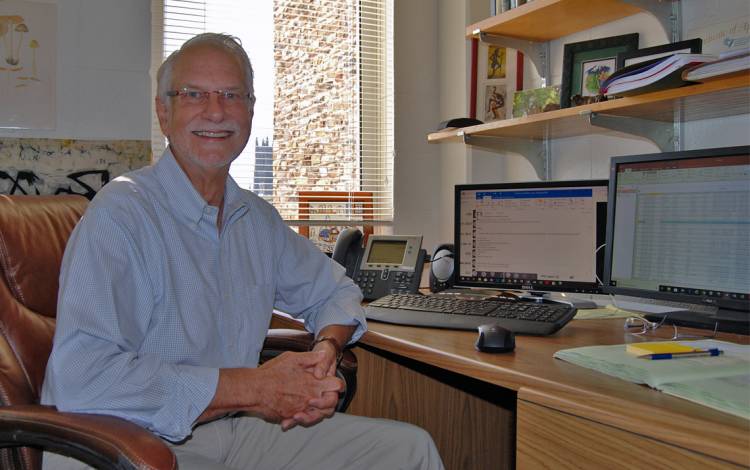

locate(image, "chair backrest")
[[0, 195, 88, 469]]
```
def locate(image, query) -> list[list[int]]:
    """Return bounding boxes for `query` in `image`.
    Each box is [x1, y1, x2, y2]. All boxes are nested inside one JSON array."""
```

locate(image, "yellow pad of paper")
[[626, 341, 707, 357]]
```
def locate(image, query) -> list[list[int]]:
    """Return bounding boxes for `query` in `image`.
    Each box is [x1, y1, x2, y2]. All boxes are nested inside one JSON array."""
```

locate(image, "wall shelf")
[[468, 0, 680, 86], [466, 0, 645, 41], [428, 73, 749, 144], [447, 1, 748, 179]]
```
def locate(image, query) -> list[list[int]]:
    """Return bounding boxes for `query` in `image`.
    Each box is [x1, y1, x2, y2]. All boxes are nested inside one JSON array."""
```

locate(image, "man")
[[42, 33, 444, 470]]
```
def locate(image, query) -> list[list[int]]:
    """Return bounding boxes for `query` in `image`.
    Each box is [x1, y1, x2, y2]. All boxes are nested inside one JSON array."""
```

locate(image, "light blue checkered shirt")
[[41, 149, 366, 442]]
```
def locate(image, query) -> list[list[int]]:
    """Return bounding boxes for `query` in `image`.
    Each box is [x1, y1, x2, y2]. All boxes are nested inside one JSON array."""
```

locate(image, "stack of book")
[[682, 48, 750, 81], [600, 52, 717, 96]]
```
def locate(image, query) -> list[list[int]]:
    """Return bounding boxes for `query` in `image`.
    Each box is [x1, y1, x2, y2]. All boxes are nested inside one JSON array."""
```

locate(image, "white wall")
[[391, 0, 443, 251], [394, 0, 750, 250], [0, 0, 151, 140], [3, 0, 746, 252]]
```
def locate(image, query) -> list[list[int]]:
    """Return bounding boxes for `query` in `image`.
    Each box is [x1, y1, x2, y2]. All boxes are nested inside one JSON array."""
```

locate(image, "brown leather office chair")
[[0, 195, 357, 470]]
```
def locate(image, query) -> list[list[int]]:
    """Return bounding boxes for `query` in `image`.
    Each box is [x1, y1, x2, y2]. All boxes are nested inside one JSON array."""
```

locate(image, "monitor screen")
[[603, 146, 750, 332], [454, 180, 608, 294]]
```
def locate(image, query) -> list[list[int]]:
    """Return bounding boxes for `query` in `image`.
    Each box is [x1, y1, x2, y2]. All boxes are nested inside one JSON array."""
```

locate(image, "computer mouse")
[[475, 324, 515, 353]]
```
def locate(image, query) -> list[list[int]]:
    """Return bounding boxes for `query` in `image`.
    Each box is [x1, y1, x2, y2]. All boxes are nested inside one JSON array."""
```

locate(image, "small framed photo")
[[560, 33, 639, 108], [298, 191, 374, 254], [616, 38, 702, 69]]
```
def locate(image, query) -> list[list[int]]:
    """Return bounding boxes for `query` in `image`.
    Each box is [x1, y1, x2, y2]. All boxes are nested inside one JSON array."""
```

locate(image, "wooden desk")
[[272, 315, 750, 469]]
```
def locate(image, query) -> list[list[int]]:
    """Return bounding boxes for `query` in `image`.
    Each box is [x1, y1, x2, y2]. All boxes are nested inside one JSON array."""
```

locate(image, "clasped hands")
[[258, 340, 343, 431]]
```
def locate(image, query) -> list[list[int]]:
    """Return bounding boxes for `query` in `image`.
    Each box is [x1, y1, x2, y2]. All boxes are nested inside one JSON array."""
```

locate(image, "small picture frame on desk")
[[297, 191, 374, 254], [560, 33, 639, 108], [616, 38, 703, 69]]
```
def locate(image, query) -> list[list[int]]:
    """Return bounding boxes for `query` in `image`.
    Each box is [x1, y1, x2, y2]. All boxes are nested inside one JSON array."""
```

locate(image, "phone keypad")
[[355, 270, 379, 296], [355, 269, 417, 298]]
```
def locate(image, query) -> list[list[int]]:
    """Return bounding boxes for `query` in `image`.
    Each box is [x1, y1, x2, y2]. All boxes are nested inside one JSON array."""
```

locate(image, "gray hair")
[[156, 33, 255, 108]]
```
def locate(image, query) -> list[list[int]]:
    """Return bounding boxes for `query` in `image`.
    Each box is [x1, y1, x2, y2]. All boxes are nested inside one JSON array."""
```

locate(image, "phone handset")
[[332, 227, 364, 278]]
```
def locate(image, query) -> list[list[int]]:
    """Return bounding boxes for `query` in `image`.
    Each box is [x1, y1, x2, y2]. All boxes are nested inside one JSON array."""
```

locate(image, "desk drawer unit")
[[516, 400, 744, 469]]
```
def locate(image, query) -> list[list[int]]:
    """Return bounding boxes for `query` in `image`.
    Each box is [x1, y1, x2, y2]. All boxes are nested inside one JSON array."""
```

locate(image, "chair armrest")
[[262, 329, 358, 412], [0, 405, 176, 470]]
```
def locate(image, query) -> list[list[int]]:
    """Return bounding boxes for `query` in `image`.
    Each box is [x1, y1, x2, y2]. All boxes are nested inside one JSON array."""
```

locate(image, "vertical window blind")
[[150, 0, 394, 224]]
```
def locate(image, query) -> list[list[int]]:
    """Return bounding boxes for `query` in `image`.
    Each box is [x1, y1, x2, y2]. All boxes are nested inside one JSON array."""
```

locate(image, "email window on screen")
[[458, 188, 607, 283], [611, 160, 750, 294]]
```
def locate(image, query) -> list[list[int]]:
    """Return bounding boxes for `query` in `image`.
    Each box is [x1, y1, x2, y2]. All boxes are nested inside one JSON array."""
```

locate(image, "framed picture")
[[298, 191, 374, 254], [512, 85, 560, 118], [484, 84, 507, 121], [616, 38, 702, 69], [474, 43, 522, 121], [560, 33, 639, 108], [487, 45, 506, 79]]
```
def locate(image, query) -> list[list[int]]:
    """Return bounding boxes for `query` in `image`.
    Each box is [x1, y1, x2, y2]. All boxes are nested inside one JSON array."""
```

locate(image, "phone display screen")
[[367, 240, 407, 265]]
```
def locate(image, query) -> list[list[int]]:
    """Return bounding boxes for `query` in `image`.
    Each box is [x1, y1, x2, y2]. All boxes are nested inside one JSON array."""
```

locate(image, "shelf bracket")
[[463, 134, 547, 179], [588, 113, 676, 152], [478, 32, 550, 84], [621, 0, 682, 42]]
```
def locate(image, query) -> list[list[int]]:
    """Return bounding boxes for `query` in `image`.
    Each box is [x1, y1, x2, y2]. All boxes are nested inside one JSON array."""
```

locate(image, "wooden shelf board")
[[467, 0, 643, 42], [427, 73, 750, 143], [426, 128, 464, 143]]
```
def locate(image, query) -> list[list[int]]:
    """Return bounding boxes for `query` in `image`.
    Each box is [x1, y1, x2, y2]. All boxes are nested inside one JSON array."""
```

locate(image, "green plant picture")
[[512, 86, 560, 118]]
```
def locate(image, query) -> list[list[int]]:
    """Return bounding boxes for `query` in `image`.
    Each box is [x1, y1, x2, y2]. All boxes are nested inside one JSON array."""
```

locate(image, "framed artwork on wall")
[[560, 33, 639, 108], [476, 43, 522, 122], [0, 0, 57, 129], [298, 191, 374, 254]]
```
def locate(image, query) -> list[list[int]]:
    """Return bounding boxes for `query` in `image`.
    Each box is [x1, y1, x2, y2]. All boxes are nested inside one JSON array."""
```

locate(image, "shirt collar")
[[154, 148, 249, 227], [223, 171, 249, 224]]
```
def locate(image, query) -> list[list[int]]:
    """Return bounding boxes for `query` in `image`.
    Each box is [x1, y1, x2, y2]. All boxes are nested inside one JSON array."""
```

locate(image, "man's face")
[[156, 44, 253, 173]]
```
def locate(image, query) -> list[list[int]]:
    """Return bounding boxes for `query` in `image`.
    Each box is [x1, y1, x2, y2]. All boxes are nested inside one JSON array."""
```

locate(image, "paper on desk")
[[554, 340, 750, 419], [661, 374, 750, 420]]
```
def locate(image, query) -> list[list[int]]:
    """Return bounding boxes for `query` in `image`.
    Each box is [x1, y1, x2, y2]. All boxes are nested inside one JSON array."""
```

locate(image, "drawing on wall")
[[0, 138, 151, 199], [484, 85, 506, 122], [486, 45, 506, 79], [0, 0, 56, 129], [579, 58, 614, 97], [477, 42, 518, 121]]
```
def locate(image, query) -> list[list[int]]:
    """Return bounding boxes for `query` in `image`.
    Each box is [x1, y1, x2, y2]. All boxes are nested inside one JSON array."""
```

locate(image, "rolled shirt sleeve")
[[271, 212, 367, 344]]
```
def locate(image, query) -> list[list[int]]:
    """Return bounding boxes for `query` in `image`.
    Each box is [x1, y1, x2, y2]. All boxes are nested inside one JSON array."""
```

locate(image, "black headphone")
[[429, 243, 455, 293]]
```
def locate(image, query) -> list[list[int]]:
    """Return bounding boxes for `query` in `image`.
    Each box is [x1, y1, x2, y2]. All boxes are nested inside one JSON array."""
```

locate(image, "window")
[[150, 0, 394, 224]]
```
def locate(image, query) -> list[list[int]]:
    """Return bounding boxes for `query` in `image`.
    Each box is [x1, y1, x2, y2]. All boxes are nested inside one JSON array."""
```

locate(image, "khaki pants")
[[43, 413, 444, 470]]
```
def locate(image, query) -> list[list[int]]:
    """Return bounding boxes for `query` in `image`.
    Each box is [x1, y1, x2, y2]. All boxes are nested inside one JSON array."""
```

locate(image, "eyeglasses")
[[624, 315, 718, 340], [166, 88, 254, 106]]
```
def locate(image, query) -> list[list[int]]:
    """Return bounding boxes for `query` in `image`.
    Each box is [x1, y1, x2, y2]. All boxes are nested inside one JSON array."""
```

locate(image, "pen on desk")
[[643, 349, 723, 360]]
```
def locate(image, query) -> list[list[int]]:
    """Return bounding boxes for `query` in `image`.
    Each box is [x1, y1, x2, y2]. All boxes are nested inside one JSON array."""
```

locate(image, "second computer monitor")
[[454, 180, 608, 294]]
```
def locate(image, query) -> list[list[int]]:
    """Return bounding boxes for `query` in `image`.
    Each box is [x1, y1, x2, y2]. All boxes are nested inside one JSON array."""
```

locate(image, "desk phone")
[[332, 228, 426, 301]]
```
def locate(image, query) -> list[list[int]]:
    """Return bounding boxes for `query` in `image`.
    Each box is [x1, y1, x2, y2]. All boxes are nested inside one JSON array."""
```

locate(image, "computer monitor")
[[454, 180, 609, 299], [603, 146, 750, 334]]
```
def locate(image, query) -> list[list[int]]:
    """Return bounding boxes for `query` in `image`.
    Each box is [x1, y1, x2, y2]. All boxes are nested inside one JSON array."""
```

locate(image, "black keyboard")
[[365, 293, 577, 335]]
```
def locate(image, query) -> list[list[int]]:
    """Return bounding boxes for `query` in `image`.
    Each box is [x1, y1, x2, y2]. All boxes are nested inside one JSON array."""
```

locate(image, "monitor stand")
[[644, 308, 750, 335], [521, 291, 599, 309]]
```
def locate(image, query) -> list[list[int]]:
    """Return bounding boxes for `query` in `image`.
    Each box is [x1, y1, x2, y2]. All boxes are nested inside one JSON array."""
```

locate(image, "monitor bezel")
[[453, 179, 609, 294], [602, 145, 750, 313]]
